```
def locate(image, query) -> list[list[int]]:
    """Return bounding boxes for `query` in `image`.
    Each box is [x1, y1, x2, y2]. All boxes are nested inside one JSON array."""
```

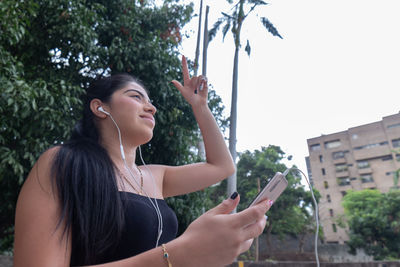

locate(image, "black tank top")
[[70, 191, 178, 266]]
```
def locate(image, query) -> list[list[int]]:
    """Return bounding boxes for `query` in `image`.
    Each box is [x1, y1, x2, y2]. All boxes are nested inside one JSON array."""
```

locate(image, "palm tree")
[[209, 0, 283, 199]]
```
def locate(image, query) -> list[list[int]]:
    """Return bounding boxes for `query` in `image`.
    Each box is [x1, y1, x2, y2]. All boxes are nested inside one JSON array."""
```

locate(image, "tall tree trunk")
[[197, 5, 209, 161], [227, 44, 240, 200], [227, 1, 244, 202], [202, 6, 209, 76], [193, 0, 203, 77]]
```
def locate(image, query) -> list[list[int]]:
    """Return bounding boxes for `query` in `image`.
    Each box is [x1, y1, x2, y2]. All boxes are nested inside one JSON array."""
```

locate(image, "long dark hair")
[[51, 74, 142, 265]]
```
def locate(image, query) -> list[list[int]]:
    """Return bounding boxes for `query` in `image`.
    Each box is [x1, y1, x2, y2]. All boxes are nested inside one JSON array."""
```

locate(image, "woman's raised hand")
[[171, 55, 208, 108], [172, 194, 271, 267]]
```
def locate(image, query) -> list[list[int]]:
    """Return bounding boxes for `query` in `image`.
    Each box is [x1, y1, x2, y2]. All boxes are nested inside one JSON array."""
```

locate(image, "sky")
[[179, 0, 400, 177]]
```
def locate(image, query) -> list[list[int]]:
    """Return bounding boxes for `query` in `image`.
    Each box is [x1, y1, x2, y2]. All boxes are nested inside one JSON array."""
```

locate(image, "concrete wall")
[[258, 234, 373, 263]]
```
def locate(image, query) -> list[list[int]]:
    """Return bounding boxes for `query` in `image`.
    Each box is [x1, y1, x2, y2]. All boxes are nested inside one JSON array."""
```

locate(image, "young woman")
[[14, 56, 271, 267]]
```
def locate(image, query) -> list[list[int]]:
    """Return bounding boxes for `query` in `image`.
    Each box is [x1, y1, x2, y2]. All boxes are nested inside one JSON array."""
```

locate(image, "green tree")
[[0, 0, 226, 251], [235, 146, 319, 249], [208, 0, 282, 198], [341, 189, 400, 260]]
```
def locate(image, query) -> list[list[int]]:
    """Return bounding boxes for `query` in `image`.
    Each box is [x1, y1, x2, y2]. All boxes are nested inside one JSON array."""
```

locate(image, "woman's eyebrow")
[[123, 89, 146, 98]]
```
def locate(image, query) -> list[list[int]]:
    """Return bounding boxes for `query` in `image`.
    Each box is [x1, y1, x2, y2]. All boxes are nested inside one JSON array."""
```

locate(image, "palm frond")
[[208, 19, 224, 42], [221, 12, 234, 19], [260, 17, 283, 39], [222, 21, 231, 41], [247, 0, 268, 6], [245, 39, 251, 56]]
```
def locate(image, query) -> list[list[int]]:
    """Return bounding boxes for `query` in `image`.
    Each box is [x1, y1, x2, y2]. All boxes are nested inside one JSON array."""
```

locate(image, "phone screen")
[[248, 172, 288, 208]]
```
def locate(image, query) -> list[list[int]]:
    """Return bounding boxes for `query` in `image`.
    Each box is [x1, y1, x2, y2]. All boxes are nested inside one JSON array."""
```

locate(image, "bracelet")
[[161, 244, 172, 267]]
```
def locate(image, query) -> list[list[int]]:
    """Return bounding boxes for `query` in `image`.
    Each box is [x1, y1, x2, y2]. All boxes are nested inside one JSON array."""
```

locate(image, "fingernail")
[[230, 192, 238, 200], [268, 200, 274, 206], [194, 89, 198, 94]]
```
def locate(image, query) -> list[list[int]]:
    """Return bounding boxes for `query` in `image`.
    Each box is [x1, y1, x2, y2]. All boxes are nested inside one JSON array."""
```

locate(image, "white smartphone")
[[248, 172, 288, 207]]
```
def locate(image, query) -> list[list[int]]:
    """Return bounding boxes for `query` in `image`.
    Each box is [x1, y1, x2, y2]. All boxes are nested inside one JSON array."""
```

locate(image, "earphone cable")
[[283, 167, 320, 267], [138, 145, 164, 245], [107, 113, 164, 247]]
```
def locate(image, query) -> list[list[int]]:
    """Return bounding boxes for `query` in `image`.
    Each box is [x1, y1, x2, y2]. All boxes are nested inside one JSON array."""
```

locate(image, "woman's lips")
[[140, 115, 155, 125]]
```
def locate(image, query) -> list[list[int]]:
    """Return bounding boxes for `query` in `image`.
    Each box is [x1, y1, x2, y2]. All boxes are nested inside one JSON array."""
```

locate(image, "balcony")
[[358, 167, 372, 174], [361, 181, 376, 189], [333, 157, 346, 164], [353, 145, 391, 160], [336, 170, 350, 178]]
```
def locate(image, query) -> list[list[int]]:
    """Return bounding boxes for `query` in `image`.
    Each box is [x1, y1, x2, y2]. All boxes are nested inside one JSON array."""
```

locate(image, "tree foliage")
[[209, 0, 282, 55], [234, 146, 320, 244], [341, 189, 400, 260], [0, 0, 227, 251]]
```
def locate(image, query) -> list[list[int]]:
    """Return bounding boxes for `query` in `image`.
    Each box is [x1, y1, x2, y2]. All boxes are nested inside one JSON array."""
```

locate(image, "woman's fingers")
[[207, 194, 240, 216], [241, 216, 268, 241], [239, 239, 254, 255], [232, 200, 270, 228], [181, 55, 190, 84]]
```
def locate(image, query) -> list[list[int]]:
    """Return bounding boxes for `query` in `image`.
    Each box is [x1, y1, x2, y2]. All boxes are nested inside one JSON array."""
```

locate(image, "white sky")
[[180, 0, 400, 175]]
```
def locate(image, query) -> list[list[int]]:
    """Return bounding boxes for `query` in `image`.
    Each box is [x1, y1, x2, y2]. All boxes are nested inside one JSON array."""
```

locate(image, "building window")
[[338, 177, 351, 186], [350, 177, 357, 181], [332, 224, 337, 233], [386, 172, 393, 176], [319, 155, 323, 163], [327, 194, 331, 203], [327, 241, 339, 244], [335, 163, 348, 172], [381, 155, 393, 161], [322, 168, 326, 175], [352, 134, 359, 140], [310, 144, 321, 151], [325, 140, 341, 149], [329, 209, 334, 217], [357, 160, 370, 169], [397, 154, 400, 162], [354, 141, 388, 150], [324, 181, 329, 189], [332, 151, 345, 160], [361, 174, 374, 183], [392, 138, 400, 148], [388, 123, 400, 129], [341, 191, 347, 197]]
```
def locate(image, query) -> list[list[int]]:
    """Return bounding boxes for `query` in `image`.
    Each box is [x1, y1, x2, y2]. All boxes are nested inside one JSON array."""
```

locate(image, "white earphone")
[[97, 105, 164, 246], [98, 106, 110, 115]]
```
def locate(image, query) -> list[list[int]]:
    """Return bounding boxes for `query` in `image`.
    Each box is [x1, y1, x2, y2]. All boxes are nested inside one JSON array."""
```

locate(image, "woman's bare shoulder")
[[14, 146, 71, 267], [20, 146, 61, 199]]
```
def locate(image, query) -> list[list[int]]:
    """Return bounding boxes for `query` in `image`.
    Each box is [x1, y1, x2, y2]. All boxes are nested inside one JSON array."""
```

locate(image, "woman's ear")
[[90, 99, 108, 119]]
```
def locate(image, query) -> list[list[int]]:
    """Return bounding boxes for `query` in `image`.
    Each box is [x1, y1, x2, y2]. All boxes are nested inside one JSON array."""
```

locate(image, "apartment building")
[[306, 112, 400, 244]]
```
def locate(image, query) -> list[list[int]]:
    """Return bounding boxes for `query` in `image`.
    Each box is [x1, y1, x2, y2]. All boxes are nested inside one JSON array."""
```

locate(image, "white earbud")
[[98, 106, 110, 115]]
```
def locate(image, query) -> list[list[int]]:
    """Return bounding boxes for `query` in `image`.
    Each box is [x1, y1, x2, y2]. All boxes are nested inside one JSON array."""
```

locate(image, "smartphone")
[[248, 172, 288, 208]]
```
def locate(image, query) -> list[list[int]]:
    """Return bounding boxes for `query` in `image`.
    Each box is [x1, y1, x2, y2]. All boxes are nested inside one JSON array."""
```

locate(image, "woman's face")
[[107, 81, 157, 145]]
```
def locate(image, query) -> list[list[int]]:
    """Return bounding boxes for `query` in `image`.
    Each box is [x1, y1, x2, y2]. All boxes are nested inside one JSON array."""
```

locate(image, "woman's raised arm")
[[162, 55, 235, 197]]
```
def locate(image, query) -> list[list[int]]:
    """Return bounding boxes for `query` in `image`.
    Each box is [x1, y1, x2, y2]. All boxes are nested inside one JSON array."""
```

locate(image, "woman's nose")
[[145, 102, 156, 115]]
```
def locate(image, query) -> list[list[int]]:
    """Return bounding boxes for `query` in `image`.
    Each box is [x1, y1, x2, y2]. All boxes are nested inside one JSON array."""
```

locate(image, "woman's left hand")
[[171, 55, 208, 108]]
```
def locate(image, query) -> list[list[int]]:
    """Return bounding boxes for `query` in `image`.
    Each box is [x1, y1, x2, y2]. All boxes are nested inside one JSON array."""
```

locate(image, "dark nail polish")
[[230, 192, 238, 200]]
